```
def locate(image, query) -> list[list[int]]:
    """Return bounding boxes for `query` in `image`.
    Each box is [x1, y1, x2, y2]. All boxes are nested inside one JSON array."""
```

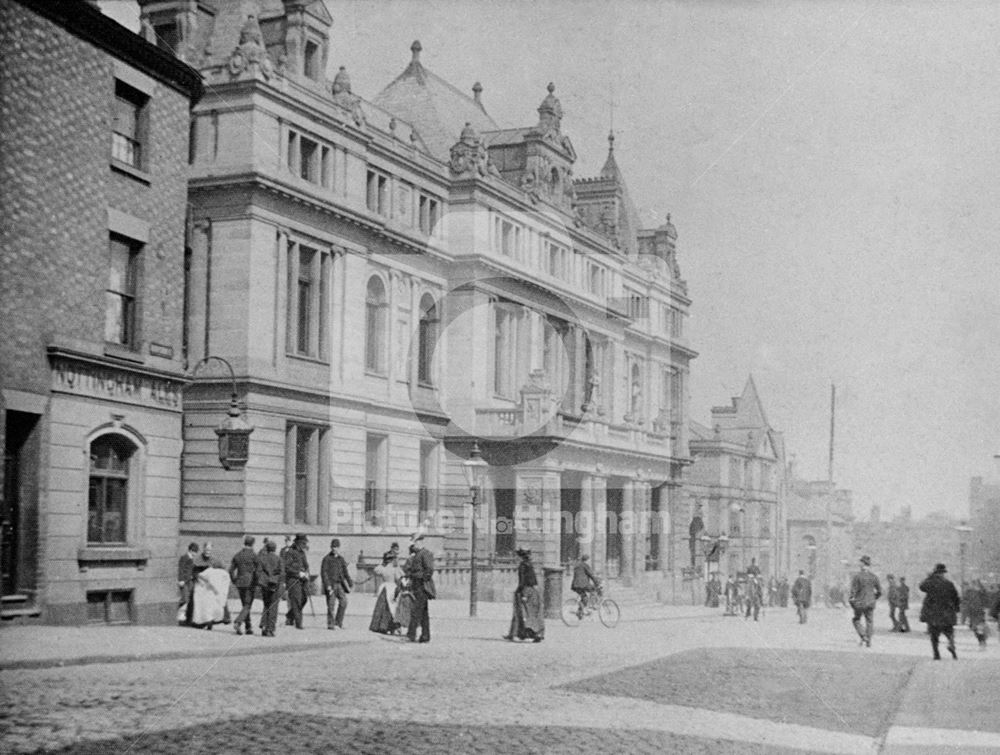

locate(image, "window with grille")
[[87, 590, 134, 624], [88, 435, 135, 544], [105, 235, 140, 347]]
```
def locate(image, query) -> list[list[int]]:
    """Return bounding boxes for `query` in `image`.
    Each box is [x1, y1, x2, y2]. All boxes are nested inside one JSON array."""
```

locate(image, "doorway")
[[3, 411, 40, 600]]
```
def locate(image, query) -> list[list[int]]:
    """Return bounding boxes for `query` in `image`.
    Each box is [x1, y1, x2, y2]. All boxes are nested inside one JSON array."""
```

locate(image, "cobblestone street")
[[3, 600, 998, 753]]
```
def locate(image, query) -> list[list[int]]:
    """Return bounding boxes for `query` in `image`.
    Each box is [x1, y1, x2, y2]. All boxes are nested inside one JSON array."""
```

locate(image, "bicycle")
[[560, 584, 620, 628]]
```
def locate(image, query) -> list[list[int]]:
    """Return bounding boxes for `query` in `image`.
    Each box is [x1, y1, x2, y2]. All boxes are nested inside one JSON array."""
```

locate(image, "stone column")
[[592, 475, 607, 575], [634, 481, 650, 576], [579, 473, 594, 561], [621, 481, 635, 584]]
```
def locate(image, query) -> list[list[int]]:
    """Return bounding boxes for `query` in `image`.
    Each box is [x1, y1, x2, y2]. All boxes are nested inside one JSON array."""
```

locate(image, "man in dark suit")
[[321, 538, 353, 629], [229, 535, 259, 635], [405, 534, 435, 643], [257, 539, 282, 637], [897, 577, 911, 632], [282, 534, 310, 630], [177, 542, 199, 625], [791, 570, 812, 624], [919, 562, 961, 660], [849, 555, 882, 647]]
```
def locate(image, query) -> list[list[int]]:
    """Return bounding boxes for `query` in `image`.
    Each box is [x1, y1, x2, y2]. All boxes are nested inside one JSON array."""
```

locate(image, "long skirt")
[[369, 585, 400, 634], [191, 568, 231, 627], [508, 587, 545, 640], [394, 589, 413, 630]]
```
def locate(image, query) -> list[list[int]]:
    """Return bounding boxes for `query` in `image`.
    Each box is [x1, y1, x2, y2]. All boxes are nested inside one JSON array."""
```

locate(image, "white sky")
[[103, 1, 1000, 520]]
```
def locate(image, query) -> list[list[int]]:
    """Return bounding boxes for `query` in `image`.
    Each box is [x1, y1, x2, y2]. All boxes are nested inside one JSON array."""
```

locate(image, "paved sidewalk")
[[0, 596, 706, 670]]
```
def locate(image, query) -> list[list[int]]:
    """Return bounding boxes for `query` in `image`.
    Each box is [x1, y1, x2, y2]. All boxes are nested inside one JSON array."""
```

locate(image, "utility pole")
[[826, 384, 835, 596]]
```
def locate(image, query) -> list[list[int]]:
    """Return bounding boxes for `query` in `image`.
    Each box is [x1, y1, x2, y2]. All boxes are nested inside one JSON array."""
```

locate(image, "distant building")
[[685, 378, 786, 580], [785, 476, 853, 592], [851, 508, 968, 589], [142, 0, 695, 589], [969, 476, 1000, 582], [0, 0, 201, 623]]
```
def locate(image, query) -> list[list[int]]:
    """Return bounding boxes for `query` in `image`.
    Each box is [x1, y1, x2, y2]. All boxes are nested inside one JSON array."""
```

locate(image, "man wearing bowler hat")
[[919, 562, 961, 660], [405, 533, 435, 643], [321, 538, 353, 629], [283, 534, 310, 629], [849, 555, 882, 647]]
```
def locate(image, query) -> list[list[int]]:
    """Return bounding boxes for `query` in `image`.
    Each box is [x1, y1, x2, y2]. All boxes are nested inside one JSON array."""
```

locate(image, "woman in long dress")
[[369, 550, 403, 634], [191, 542, 230, 630], [394, 543, 416, 631], [504, 548, 544, 642]]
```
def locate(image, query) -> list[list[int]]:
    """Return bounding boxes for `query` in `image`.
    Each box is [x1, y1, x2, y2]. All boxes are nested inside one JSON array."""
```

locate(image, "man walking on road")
[[177, 542, 199, 625], [791, 570, 812, 624], [919, 562, 960, 660], [886, 574, 900, 631], [283, 534, 310, 630], [744, 574, 763, 621], [229, 535, 259, 635], [321, 538, 353, 629], [849, 555, 882, 647], [257, 539, 282, 637], [896, 576, 910, 632], [405, 534, 435, 643]]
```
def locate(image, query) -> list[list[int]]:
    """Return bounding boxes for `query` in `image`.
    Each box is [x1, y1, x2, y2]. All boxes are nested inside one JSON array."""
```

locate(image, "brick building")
[[141, 0, 695, 593], [685, 378, 786, 581], [0, 0, 201, 623]]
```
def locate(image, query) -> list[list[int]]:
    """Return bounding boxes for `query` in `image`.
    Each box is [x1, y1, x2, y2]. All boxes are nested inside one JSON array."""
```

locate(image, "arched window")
[[417, 294, 438, 385], [365, 276, 387, 373], [88, 434, 136, 544]]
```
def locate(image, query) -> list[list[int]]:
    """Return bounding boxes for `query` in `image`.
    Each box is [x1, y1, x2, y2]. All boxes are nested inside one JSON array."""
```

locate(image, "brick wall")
[[0, 1, 190, 388]]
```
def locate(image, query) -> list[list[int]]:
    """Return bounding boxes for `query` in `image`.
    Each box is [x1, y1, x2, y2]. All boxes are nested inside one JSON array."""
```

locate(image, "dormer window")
[[303, 39, 321, 80]]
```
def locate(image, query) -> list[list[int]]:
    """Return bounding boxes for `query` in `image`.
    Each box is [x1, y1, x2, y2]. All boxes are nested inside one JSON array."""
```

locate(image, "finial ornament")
[[411, 40, 422, 61], [472, 81, 483, 106]]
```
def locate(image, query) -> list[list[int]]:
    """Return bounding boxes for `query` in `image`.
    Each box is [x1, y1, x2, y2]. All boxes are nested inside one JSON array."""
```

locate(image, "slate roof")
[[374, 42, 499, 162]]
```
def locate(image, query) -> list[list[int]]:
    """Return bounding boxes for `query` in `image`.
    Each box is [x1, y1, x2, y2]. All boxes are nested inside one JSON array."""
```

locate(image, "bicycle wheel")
[[561, 598, 582, 627], [598, 598, 620, 628]]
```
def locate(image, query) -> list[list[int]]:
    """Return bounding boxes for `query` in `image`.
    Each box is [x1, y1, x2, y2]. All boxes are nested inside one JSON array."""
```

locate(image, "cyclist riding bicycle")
[[571, 554, 600, 615]]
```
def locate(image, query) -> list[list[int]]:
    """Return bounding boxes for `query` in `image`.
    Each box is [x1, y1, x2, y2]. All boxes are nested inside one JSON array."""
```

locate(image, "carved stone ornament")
[[227, 15, 273, 79], [449, 122, 497, 179], [330, 66, 365, 127]]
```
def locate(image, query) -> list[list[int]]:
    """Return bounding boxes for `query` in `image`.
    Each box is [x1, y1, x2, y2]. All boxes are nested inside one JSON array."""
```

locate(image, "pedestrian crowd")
[[179, 537, 1000, 655]]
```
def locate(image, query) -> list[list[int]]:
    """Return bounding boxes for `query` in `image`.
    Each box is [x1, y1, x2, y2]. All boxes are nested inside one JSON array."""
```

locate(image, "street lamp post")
[[188, 356, 253, 470], [462, 442, 488, 618]]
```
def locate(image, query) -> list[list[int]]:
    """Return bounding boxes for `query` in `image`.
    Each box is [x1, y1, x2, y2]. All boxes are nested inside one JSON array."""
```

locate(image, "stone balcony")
[[472, 371, 683, 459]]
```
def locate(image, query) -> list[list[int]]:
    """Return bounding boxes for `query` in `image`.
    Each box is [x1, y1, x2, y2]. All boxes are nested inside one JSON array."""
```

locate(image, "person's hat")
[[933, 563, 947, 574], [330, 538, 341, 548], [887, 573, 894, 579], [410, 532, 425, 542], [515, 548, 531, 557], [859, 555, 871, 566], [294, 533, 309, 544], [580, 554, 589, 561]]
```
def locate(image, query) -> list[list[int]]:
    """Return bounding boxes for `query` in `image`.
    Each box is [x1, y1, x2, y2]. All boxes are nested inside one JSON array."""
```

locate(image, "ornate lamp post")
[[462, 442, 488, 617], [189, 356, 253, 470]]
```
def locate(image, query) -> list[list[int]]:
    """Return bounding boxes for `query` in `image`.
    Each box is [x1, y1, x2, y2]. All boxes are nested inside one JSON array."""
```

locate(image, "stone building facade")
[[969, 475, 1000, 582], [141, 0, 695, 589], [851, 507, 971, 591], [785, 476, 854, 596], [0, 0, 201, 622], [685, 378, 786, 581]]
